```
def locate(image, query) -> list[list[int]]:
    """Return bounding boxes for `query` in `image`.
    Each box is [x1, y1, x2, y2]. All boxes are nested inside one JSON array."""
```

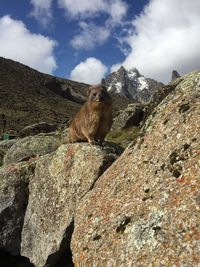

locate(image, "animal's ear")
[[87, 86, 92, 97], [102, 85, 108, 93]]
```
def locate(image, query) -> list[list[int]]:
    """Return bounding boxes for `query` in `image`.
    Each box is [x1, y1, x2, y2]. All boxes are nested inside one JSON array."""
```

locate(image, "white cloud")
[[0, 15, 57, 74], [70, 57, 107, 84], [110, 63, 121, 73], [59, 0, 127, 50], [58, 0, 127, 21], [58, 0, 107, 19], [70, 22, 110, 50], [108, 0, 128, 25], [118, 0, 200, 83], [30, 0, 53, 27]]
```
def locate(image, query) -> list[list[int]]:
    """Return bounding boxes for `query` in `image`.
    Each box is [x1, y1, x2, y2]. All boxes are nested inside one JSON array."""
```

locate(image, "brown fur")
[[68, 84, 113, 144]]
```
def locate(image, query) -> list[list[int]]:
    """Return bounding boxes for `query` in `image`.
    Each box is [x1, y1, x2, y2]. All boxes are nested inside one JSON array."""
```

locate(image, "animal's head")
[[87, 85, 111, 106]]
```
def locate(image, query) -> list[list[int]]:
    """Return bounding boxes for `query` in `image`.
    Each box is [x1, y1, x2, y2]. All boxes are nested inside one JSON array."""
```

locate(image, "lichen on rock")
[[20, 143, 120, 267], [71, 71, 200, 267]]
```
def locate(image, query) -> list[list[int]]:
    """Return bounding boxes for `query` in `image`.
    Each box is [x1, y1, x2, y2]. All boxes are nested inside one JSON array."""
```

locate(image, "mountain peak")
[[119, 65, 126, 71], [103, 66, 163, 103], [128, 67, 140, 76], [171, 70, 181, 81]]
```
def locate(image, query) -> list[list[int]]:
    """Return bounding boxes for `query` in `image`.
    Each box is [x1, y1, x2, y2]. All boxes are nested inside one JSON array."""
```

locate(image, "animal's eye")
[[93, 93, 97, 96]]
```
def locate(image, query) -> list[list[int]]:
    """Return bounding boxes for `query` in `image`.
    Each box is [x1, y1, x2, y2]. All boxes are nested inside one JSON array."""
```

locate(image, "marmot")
[[68, 84, 113, 145]]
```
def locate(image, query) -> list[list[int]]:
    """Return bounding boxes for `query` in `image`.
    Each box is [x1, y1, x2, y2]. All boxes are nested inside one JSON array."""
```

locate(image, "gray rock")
[[71, 70, 200, 267], [0, 162, 35, 255], [111, 103, 144, 131], [171, 70, 181, 81], [21, 143, 119, 267], [3, 133, 61, 165], [19, 122, 58, 138], [0, 139, 17, 166]]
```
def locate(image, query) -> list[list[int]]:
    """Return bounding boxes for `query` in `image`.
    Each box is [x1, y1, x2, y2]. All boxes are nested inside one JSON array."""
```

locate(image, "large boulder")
[[21, 143, 120, 267], [0, 162, 35, 255], [3, 133, 61, 165], [111, 103, 144, 131], [0, 139, 17, 166], [106, 104, 143, 148], [19, 122, 58, 138], [71, 71, 200, 266]]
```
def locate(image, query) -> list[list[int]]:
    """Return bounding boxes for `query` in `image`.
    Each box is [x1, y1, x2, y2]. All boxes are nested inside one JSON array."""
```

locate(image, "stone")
[[0, 139, 17, 166], [3, 133, 61, 165], [111, 103, 144, 131], [171, 70, 181, 81], [0, 162, 35, 255], [21, 143, 120, 267], [71, 71, 200, 266], [19, 122, 58, 138]]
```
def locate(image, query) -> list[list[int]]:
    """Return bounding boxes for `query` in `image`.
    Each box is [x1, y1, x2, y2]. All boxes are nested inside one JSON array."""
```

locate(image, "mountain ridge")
[[102, 65, 164, 103]]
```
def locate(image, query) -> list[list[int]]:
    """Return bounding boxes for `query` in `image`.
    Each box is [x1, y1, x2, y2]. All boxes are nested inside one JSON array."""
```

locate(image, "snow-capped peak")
[[102, 65, 162, 103]]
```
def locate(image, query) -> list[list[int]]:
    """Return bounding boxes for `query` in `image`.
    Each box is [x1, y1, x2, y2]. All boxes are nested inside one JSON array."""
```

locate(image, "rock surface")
[[0, 139, 17, 166], [21, 143, 120, 267], [3, 133, 61, 165], [171, 70, 181, 81], [71, 71, 200, 266], [0, 70, 200, 267], [0, 162, 35, 255], [19, 122, 58, 138], [111, 103, 144, 131]]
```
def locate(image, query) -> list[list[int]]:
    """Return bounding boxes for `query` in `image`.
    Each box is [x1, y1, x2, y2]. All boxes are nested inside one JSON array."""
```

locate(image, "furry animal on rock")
[[68, 84, 113, 145]]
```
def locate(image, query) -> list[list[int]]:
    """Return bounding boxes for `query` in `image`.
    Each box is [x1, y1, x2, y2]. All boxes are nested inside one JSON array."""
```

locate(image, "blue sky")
[[0, 0, 200, 84]]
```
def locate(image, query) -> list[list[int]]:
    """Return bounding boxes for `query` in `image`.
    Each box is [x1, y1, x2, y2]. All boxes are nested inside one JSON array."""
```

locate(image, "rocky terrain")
[[0, 57, 88, 135], [0, 57, 131, 136], [102, 66, 164, 103], [0, 70, 199, 266]]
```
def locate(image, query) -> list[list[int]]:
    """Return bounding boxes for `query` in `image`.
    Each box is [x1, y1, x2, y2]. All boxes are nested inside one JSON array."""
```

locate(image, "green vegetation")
[[106, 127, 140, 148]]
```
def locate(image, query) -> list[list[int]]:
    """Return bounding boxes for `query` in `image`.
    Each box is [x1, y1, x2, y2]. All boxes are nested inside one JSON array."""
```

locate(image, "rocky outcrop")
[[0, 139, 16, 166], [3, 133, 61, 165], [44, 77, 85, 104], [0, 162, 35, 255], [102, 66, 164, 103], [0, 142, 120, 266], [19, 122, 58, 138], [0, 70, 200, 267], [21, 143, 119, 267], [171, 70, 181, 81], [111, 103, 144, 131], [106, 82, 175, 148], [106, 104, 144, 148], [71, 71, 200, 266]]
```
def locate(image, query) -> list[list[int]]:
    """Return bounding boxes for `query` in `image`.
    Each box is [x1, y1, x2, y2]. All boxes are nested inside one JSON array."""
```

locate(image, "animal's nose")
[[99, 96, 104, 102]]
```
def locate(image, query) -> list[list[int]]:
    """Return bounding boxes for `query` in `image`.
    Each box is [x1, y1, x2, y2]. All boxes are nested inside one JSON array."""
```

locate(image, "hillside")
[[0, 57, 86, 134], [0, 57, 132, 136], [0, 70, 199, 267]]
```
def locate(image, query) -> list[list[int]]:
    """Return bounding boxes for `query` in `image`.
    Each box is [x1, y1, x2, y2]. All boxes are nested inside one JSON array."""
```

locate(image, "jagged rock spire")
[[171, 70, 181, 81]]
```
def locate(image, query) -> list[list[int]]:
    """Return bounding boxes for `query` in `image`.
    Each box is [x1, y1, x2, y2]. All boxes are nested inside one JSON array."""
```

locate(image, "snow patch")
[[115, 82, 122, 93], [127, 71, 137, 80], [138, 77, 149, 91]]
